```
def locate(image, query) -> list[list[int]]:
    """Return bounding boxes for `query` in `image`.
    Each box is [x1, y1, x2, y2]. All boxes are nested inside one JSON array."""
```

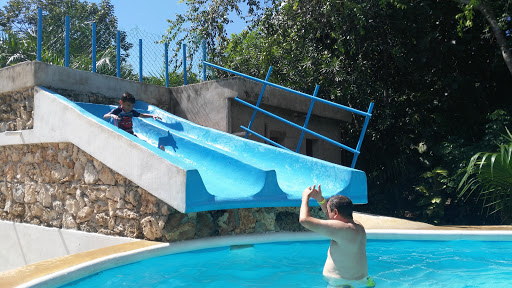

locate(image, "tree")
[[454, 0, 512, 76], [163, 0, 267, 73], [0, 0, 132, 74]]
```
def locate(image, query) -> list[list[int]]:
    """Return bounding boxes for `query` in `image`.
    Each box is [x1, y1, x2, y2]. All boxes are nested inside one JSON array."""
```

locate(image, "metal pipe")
[[235, 97, 359, 155], [37, 8, 42, 61], [240, 126, 291, 151], [183, 43, 187, 85], [351, 102, 374, 168], [165, 42, 169, 87], [204, 61, 371, 117], [202, 40, 206, 81], [139, 39, 143, 82], [92, 22, 96, 73], [245, 66, 273, 139], [65, 16, 69, 67], [116, 30, 121, 78], [296, 85, 320, 153]]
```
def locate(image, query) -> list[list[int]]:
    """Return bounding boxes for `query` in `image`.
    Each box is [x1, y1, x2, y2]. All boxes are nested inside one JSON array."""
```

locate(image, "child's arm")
[[139, 113, 162, 120], [103, 112, 119, 120]]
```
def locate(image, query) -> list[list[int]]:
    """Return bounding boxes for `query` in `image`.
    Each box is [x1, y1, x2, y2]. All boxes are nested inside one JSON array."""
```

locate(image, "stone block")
[[76, 206, 94, 223], [141, 216, 162, 240]]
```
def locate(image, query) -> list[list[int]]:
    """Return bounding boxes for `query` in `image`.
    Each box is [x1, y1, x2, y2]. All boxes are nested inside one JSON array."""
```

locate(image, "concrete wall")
[[0, 220, 137, 272], [0, 61, 172, 111]]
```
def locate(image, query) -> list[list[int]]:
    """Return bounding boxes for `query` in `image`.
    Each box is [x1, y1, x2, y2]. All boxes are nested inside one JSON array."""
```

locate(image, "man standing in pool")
[[299, 185, 375, 288]]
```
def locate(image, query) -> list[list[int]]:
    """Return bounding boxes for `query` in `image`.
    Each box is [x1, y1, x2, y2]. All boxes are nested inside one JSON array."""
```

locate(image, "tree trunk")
[[456, 0, 512, 77], [476, 3, 512, 76]]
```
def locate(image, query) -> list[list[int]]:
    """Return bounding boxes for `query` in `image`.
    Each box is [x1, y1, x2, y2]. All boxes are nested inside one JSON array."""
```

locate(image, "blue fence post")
[[65, 16, 70, 67], [245, 66, 273, 139], [37, 8, 42, 61], [296, 85, 320, 153], [202, 40, 206, 81], [182, 43, 187, 85], [116, 30, 121, 78], [92, 22, 96, 73], [139, 39, 143, 82], [165, 42, 169, 87], [351, 102, 374, 168]]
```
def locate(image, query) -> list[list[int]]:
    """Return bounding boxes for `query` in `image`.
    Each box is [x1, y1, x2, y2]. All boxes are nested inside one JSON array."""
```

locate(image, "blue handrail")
[[240, 126, 291, 151], [203, 61, 371, 117], [245, 66, 273, 139], [92, 22, 96, 73], [296, 84, 319, 153], [139, 39, 143, 82], [183, 43, 187, 85], [205, 61, 373, 168], [235, 97, 360, 155], [37, 8, 42, 61], [165, 42, 169, 87], [116, 31, 120, 78], [65, 16, 69, 67]]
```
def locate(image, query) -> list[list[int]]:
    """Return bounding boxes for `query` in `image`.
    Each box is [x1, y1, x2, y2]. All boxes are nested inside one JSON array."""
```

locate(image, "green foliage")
[[0, 0, 132, 71], [142, 71, 200, 87], [162, 0, 266, 72], [459, 128, 512, 223], [414, 167, 452, 224], [0, 30, 35, 66]]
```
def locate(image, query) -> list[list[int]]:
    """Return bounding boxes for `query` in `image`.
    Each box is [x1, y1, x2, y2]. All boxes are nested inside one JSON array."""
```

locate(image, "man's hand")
[[303, 184, 324, 201], [302, 185, 316, 199]]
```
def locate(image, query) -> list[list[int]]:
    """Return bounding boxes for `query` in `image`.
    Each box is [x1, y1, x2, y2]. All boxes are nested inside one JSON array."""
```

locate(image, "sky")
[[0, 0, 247, 36], [0, 0, 248, 76]]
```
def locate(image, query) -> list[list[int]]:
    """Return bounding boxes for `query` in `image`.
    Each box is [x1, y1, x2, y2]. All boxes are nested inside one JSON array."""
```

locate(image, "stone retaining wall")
[[0, 89, 34, 132], [0, 143, 318, 242]]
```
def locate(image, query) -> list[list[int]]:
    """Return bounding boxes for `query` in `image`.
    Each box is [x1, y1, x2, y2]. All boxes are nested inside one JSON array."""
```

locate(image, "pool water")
[[59, 240, 512, 288]]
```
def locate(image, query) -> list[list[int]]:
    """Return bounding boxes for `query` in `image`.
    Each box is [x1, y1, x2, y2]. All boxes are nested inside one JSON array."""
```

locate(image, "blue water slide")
[[76, 100, 367, 211]]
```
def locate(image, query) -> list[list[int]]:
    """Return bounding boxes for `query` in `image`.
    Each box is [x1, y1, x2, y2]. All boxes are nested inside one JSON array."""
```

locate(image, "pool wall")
[[0, 220, 138, 272], [16, 230, 512, 288]]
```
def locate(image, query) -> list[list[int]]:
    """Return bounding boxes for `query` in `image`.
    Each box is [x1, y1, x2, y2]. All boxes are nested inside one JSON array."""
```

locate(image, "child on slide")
[[103, 92, 165, 151]]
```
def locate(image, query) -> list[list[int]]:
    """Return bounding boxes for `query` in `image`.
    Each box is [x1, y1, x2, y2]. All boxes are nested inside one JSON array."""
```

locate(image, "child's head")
[[121, 92, 136, 103], [120, 92, 135, 112]]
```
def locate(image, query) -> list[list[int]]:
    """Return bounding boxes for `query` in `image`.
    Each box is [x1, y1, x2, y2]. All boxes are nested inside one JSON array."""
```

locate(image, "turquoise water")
[[59, 240, 512, 288]]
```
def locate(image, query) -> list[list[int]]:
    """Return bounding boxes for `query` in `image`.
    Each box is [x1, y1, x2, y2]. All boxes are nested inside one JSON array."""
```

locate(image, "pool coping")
[[3, 213, 512, 288]]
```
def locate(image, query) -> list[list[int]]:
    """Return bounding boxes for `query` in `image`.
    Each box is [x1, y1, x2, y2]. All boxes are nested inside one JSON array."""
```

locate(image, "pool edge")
[[10, 228, 512, 288]]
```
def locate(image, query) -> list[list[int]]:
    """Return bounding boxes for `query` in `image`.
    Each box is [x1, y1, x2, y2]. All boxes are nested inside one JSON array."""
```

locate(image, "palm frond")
[[459, 128, 512, 222]]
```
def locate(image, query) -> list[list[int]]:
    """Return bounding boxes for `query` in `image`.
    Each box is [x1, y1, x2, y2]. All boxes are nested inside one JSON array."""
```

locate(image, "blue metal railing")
[[92, 22, 96, 73], [37, 8, 42, 61], [35, 9, 188, 85], [65, 16, 69, 67], [203, 61, 373, 168]]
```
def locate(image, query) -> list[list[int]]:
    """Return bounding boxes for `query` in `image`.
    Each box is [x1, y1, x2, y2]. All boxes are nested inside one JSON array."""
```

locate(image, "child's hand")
[[153, 115, 162, 120], [110, 114, 120, 120]]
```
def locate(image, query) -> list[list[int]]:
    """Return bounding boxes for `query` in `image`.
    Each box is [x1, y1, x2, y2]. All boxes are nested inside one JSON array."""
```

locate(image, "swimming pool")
[[27, 230, 512, 288]]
